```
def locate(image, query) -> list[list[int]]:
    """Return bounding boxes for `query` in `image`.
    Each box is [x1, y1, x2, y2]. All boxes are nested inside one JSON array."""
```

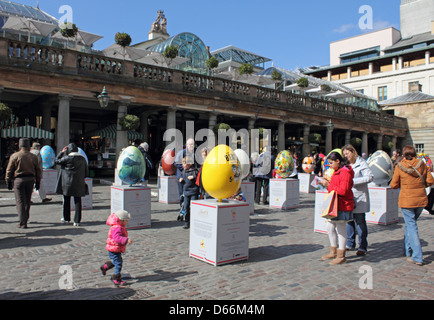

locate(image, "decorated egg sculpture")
[[367, 150, 393, 186], [161, 149, 176, 176], [234, 149, 251, 180], [323, 149, 343, 181], [201, 145, 241, 201], [418, 153, 433, 172], [40, 145, 55, 169], [116, 146, 146, 185], [302, 156, 315, 174], [78, 147, 88, 164], [274, 150, 294, 179]]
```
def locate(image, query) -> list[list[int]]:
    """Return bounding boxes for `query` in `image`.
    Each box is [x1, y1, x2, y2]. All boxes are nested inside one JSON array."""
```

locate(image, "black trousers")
[[14, 177, 34, 227], [255, 177, 269, 204], [63, 195, 82, 223]]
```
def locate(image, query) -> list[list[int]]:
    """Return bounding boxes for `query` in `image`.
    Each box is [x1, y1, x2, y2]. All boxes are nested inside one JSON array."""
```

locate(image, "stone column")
[[116, 101, 129, 157], [278, 121, 286, 152], [57, 95, 72, 154], [362, 132, 368, 156], [325, 121, 334, 154], [392, 136, 398, 152], [42, 104, 52, 146], [426, 51, 430, 65], [377, 133, 384, 151], [208, 112, 218, 131], [302, 124, 310, 157], [345, 130, 352, 145]]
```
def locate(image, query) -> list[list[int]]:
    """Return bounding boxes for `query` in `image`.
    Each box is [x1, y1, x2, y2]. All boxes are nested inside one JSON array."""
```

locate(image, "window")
[[415, 144, 424, 154], [378, 86, 387, 102]]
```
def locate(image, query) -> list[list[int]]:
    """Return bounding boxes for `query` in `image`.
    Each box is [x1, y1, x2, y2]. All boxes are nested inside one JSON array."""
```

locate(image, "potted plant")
[[238, 63, 254, 76], [350, 137, 362, 147], [320, 84, 331, 92], [60, 22, 78, 38], [119, 114, 140, 131], [115, 32, 132, 47], [206, 57, 219, 75], [296, 77, 309, 88], [163, 45, 179, 66]]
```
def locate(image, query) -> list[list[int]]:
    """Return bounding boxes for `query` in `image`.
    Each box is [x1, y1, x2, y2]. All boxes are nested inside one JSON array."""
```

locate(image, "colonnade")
[[52, 99, 399, 158]]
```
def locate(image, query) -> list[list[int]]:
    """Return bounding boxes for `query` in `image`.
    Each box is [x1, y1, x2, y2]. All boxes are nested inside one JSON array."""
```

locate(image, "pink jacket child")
[[106, 212, 130, 253], [100, 210, 132, 286]]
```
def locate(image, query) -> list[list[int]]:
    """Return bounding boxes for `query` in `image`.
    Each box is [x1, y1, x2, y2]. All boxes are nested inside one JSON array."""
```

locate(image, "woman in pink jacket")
[[100, 210, 132, 286]]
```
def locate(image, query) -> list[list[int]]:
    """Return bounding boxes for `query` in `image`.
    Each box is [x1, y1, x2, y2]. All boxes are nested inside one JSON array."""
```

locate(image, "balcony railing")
[[2, 38, 407, 130]]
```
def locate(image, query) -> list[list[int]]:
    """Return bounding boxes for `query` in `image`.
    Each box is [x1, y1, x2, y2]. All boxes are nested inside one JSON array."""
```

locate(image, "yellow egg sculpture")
[[201, 145, 242, 202]]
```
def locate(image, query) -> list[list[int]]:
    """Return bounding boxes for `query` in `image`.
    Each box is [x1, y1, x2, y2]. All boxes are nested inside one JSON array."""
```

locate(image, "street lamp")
[[97, 86, 110, 108]]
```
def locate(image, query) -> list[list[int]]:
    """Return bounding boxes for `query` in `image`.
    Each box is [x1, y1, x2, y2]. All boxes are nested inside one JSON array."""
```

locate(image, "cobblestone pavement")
[[0, 179, 433, 301]]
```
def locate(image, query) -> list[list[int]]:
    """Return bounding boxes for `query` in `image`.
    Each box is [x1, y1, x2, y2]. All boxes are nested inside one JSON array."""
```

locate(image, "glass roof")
[[0, 0, 58, 24], [146, 32, 209, 74], [211, 45, 271, 67]]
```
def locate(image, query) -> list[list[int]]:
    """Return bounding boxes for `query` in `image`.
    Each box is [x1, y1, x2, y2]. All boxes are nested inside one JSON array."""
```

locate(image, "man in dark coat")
[[6, 138, 42, 228], [55, 143, 89, 226]]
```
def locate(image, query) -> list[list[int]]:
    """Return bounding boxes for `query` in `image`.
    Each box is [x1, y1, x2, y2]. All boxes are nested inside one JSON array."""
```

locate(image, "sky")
[[11, 0, 401, 70]]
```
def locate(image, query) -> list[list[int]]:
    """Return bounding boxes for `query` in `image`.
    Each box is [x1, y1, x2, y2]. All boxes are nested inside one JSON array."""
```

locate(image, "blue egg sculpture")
[[40, 145, 55, 169], [78, 147, 88, 164], [117, 146, 146, 185]]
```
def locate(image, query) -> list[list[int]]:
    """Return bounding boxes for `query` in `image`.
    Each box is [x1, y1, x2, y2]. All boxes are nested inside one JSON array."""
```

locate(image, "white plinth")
[[189, 199, 250, 266], [314, 190, 330, 234], [269, 179, 300, 209], [158, 176, 179, 204], [240, 181, 255, 214], [366, 186, 399, 225], [111, 185, 151, 229], [299, 173, 316, 194], [42, 169, 57, 195], [71, 178, 93, 210]]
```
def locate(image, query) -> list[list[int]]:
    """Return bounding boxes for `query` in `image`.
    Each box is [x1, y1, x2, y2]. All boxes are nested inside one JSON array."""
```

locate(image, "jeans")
[[183, 194, 198, 223], [108, 251, 123, 275], [401, 207, 424, 263], [346, 213, 368, 252]]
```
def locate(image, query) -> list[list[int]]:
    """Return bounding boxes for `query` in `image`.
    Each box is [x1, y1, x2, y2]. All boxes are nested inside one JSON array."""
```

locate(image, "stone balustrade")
[[1, 38, 407, 130]]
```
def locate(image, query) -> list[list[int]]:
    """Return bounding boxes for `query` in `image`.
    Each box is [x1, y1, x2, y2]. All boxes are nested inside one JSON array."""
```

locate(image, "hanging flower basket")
[[119, 114, 140, 131], [213, 123, 231, 135], [0, 102, 12, 123]]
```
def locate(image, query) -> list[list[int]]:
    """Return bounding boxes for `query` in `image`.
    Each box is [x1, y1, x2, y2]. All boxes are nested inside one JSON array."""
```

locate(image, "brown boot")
[[330, 249, 347, 265], [321, 246, 337, 260]]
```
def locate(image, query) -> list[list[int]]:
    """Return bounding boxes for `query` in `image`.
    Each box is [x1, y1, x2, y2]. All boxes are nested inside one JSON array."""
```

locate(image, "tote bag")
[[320, 190, 338, 219]]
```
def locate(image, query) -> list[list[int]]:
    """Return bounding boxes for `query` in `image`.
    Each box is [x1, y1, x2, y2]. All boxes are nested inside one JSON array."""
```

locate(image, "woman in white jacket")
[[342, 144, 374, 256]]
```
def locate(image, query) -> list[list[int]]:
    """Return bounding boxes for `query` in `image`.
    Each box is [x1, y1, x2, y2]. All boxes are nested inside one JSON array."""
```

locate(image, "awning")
[[1, 125, 54, 139], [85, 124, 144, 140]]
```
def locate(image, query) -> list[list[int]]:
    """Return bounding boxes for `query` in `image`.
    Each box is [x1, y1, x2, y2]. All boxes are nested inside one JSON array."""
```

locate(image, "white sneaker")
[[73, 223, 80, 227], [61, 218, 69, 224]]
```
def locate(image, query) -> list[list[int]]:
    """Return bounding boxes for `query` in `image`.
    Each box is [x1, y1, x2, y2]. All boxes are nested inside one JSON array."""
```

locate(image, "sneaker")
[[61, 218, 70, 224], [73, 223, 80, 227]]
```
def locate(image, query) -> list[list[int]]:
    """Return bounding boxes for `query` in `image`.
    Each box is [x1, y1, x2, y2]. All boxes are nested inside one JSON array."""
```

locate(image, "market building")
[[303, 0, 433, 154], [0, 1, 408, 179]]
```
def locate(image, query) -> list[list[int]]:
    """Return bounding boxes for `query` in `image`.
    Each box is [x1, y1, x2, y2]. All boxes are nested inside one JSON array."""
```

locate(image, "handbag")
[[321, 190, 338, 219]]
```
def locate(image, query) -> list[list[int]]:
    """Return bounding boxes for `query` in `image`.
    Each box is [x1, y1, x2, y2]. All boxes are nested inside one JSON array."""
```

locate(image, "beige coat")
[[390, 158, 434, 208]]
